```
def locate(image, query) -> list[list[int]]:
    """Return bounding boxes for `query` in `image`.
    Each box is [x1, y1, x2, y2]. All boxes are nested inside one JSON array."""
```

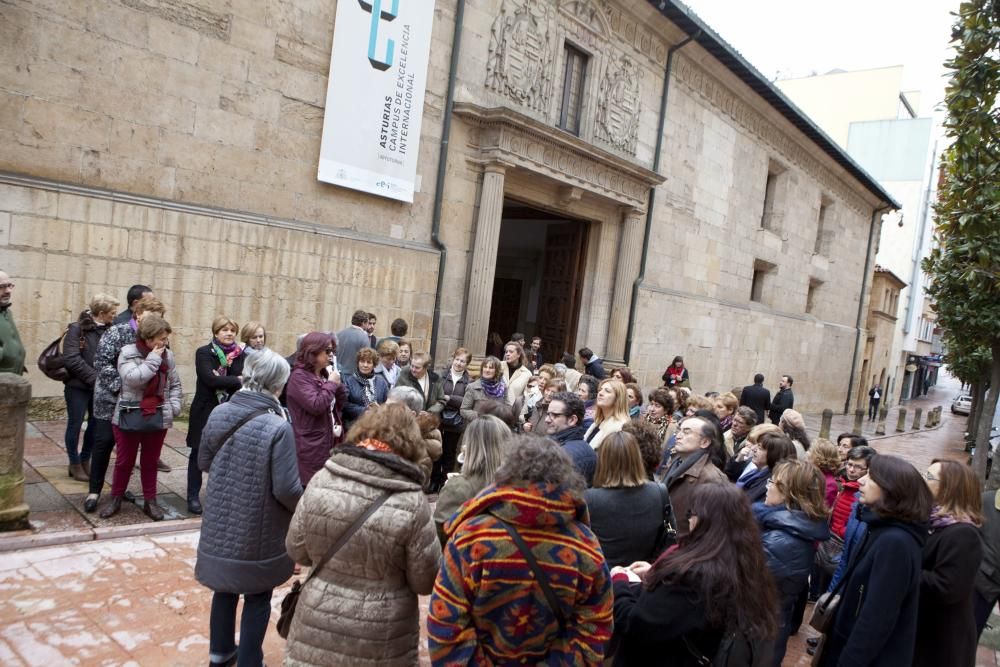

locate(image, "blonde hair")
[[809, 438, 841, 474], [240, 321, 265, 345], [133, 295, 165, 316], [212, 316, 239, 335], [716, 392, 738, 415], [746, 423, 781, 446], [771, 460, 830, 521], [592, 431, 647, 488], [595, 379, 631, 425], [377, 339, 399, 358], [460, 416, 511, 482], [686, 395, 714, 413], [89, 293, 120, 317]]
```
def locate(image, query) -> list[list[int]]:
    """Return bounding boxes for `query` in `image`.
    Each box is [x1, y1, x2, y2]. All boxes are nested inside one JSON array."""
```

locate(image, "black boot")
[[99, 496, 124, 519], [188, 497, 203, 515]]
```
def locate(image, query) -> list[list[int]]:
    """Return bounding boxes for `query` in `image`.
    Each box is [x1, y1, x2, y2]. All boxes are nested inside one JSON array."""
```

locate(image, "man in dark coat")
[[578, 346, 607, 380], [769, 375, 795, 424], [868, 384, 883, 420], [112, 284, 153, 325], [545, 393, 596, 485], [739, 373, 771, 425]]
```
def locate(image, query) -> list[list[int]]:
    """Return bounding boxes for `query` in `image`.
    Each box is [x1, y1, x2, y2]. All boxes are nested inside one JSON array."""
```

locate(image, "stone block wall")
[[1, 179, 439, 399]]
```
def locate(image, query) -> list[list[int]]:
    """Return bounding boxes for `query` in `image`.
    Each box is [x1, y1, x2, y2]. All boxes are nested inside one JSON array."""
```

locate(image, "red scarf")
[[136, 340, 169, 416]]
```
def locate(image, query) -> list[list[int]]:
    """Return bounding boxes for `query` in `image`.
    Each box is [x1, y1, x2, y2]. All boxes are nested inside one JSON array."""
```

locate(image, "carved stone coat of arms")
[[596, 55, 641, 154], [486, 0, 555, 113]]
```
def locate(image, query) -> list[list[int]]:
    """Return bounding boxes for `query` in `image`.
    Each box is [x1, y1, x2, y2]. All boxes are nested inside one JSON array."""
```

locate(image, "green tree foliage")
[[923, 0, 1000, 481]]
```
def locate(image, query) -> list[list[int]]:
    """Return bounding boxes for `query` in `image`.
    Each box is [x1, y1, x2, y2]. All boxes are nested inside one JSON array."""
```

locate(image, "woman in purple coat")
[[285, 332, 346, 485]]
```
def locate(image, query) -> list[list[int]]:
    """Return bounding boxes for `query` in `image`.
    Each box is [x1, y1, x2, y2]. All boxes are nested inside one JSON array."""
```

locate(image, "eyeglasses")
[[845, 462, 868, 472], [544, 412, 570, 420], [923, 471, 939, 481], [0, 282, 13, 290], [324, 348, 334, 355]]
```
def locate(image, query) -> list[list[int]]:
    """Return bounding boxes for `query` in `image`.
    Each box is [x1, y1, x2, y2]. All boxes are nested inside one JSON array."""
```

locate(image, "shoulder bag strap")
[[499, 520, 567, 633], [215, 408, 273, 454], [658, 482, 678, 534], [303, 490, 393, 586]]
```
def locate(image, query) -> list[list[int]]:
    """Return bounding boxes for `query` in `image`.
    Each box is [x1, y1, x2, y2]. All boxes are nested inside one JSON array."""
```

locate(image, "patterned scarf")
[[719, 414, 734, 432], [644, 413, 672, 442], [135, 339, 168, 416], [480, 375, 506, 400], [355, 370, 376, 407], [930, 504, 978, 529], [211, 338, 241, 373], [358, 438, 393, 453]]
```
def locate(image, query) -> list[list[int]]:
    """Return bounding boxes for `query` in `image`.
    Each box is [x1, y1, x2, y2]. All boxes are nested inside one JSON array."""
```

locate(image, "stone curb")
[[0, 517, 201, 553]]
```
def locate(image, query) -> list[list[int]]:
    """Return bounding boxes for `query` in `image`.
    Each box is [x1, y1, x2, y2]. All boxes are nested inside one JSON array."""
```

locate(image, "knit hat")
[[780, 409, 805, 431]]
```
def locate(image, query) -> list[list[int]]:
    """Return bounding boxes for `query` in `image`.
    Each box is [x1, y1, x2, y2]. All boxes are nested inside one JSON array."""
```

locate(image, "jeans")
[[188, 446, 203, 502], [771, 591, 799, 667], [110, 426, 166, 500], [209, 590, 272, 667], [64, 385, 96, 465], [88, 418, 116, 495]]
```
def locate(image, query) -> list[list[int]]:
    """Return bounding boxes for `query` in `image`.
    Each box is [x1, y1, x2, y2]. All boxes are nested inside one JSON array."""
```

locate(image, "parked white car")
[[952, 395, 972, 415]]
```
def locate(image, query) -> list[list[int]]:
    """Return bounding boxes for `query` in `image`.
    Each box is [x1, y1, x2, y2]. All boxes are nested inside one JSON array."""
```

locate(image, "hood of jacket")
[[325, 445, 426, 490], [76, 310, 102, 332], [754, 503, 830, 542], [444, 481, 590, 537]]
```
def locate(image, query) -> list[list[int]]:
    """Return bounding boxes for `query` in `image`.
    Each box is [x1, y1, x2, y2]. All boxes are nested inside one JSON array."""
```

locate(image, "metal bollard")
[[853, 409, 865, 435], [875, 407, 888, 435], [819, 409, 833, 439], [896, 408, 907, 433], [912, 408, 923, 430]]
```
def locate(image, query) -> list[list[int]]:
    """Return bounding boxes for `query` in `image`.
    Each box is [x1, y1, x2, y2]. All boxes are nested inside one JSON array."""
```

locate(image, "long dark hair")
[[644, 482, 779, 639]]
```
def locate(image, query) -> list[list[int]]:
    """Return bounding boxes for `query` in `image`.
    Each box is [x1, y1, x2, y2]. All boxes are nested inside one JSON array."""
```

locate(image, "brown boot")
[[81, 459, 91, 477], [68, 463, 88, 483], [143, 500, 164, 522], [99, 496, 123, 519]]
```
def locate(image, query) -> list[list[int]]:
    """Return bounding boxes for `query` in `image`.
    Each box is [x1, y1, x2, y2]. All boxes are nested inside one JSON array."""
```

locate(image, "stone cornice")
[[453, 102, 664, 208], [672, 55, 875, 216]]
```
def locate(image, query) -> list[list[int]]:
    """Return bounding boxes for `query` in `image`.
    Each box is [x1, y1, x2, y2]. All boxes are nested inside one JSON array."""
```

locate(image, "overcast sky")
[[681, 0, 960, 118]]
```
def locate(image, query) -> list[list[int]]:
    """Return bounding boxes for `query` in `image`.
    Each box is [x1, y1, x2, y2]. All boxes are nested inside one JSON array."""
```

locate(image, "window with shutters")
[[558, 44, 588, 135]]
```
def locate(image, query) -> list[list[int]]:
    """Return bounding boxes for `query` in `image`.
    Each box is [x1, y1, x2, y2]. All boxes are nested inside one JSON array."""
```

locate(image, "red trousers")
[[111, 425, 166, 500]]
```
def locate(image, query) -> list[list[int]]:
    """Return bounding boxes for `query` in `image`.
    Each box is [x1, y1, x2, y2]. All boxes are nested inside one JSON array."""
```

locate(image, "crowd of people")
[[0, 274, 994, 667]]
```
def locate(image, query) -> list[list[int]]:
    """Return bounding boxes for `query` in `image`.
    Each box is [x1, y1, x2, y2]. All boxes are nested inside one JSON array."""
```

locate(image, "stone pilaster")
[[0, 374, 31, 531], [606, 207, 645, 362], [462, 163, 507, 357]]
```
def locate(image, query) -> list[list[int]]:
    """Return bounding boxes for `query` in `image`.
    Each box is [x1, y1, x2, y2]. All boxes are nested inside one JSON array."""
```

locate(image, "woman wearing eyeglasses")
[[913, 459, 983, 667], [754, 459, 830, 667], [286, 331, 344, 485]]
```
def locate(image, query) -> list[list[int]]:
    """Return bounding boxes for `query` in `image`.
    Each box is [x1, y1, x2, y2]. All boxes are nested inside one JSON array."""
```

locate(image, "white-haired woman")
[[195, 348, 303, 667], [432, 415, 512, 544]]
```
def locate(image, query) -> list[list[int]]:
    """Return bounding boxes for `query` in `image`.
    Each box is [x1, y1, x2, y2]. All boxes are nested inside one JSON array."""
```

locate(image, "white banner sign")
[[317, 0, 436, 203]]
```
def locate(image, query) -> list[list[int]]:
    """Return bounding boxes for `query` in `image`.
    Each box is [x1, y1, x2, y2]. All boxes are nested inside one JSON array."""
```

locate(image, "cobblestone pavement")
[[2, 369, 995, 666]]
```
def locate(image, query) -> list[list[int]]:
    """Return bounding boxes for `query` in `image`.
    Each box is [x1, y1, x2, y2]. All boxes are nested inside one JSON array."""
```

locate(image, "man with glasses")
[[545, 392, 595, 485], [0, 271, 26, 375], [661, 416, 728, 537]]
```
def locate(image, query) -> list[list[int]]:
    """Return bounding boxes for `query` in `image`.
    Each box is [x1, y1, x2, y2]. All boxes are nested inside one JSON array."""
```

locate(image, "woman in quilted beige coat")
[[284, 403, 442, 667]]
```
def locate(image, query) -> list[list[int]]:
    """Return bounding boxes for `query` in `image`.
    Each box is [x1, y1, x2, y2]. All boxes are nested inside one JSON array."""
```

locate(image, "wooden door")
[[537, 222, 586, 364], [487, 277, 522, 356]]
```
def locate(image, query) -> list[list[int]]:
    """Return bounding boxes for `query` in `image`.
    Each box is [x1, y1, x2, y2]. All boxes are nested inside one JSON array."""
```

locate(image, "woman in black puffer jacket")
[[753, 459, 830, 667], [61, 294, 119, 482]]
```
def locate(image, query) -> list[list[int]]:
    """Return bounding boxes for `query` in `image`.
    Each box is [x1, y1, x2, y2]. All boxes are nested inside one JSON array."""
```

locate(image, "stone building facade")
[[0, 0, 895, 414]]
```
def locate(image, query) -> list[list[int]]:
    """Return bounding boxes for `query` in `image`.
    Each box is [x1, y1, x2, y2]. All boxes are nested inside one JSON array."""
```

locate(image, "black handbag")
[[118, 400, 164, 432], [276, 490, 393, 639], [651, 482, 678, 558]]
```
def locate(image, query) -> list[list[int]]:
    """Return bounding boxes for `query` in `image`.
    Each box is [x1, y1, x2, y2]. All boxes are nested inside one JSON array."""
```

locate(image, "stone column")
[[875, 407, 888, 436], [896, 407, 907, 433], [819, 409, 833, 439], [606, 207, 644, 362], [853, 409, 865, 435], [462, 163, 507, 358], [0, 375, 31, 531], [912, 408, 923, 430]]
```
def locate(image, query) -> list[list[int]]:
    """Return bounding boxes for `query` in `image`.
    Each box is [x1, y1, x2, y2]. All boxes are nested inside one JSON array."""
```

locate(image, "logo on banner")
[[359, 0, 399, 71]]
